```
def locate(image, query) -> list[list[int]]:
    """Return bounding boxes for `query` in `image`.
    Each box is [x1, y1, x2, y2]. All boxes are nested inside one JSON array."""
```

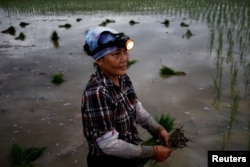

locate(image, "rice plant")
[[212, 57, 224, 109], [221, 90, 240, 151], [209, 28, 215, 56], [230, 61, 238, 96], [244, 63, 250, 98], [248, 117, 250, 150]]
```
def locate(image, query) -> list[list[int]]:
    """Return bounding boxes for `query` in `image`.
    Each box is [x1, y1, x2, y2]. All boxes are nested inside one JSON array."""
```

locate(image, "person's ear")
[[96, 59, 103, 67]]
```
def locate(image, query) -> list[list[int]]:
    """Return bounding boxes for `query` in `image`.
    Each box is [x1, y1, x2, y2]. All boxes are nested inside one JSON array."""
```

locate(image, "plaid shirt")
[[81, 68, 142, 155]]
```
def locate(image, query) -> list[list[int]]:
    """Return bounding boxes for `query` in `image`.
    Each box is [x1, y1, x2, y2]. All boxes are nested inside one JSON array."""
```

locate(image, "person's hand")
[[159, 129, 170, 146], [152, 145, 172, 162]]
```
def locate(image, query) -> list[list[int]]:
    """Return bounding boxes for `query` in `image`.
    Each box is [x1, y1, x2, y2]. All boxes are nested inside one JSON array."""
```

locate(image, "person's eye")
[[111, 52, 121, 57]]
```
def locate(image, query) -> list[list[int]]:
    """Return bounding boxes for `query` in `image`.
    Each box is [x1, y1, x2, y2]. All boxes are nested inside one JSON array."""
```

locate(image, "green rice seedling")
[[230, 61, 238, 95], [217, 29, 223, 57], [212, 76, 221, 109], [213, 57, 223, 108], [52, 72, 64, 85], [156, 114, 175, 132], [127, 59, 138, 68], [244, 63, 250, 98], [248, 117, 250, 150], [9, 143, 46, 167], [220, 132, 228, 151], [221, 90, 240, 151], [230, 90, 240, 115], [209, 28, 215, 55], [226, 29, 234, 62]]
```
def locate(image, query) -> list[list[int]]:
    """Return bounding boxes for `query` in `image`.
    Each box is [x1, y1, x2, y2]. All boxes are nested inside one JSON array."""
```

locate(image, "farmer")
[[81, 26, 172, 167]]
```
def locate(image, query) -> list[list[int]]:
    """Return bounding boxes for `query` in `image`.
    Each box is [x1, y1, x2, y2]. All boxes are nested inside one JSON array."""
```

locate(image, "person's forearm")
[[97, 129, 153, 158], [135, 101, 164, 137]]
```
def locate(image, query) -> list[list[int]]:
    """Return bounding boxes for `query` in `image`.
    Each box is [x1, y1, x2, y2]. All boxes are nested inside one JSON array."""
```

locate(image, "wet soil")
[[0, 12, 249, 167]]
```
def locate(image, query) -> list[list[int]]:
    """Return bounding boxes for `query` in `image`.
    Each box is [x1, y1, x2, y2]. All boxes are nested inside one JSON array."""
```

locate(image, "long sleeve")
[[135, 101, 165, 137], [97, 129, 154, 158]]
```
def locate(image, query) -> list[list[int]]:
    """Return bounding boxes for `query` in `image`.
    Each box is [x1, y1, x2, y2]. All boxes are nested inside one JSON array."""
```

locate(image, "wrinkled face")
[[96, 48, 129, 79]]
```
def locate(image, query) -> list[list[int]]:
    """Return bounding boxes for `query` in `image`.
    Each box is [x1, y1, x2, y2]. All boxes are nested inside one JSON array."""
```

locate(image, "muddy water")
[[0, 12, 249, 167]]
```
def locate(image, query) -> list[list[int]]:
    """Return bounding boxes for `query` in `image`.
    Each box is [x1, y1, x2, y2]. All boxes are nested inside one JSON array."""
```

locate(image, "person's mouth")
[[119, 65, 127, 70]]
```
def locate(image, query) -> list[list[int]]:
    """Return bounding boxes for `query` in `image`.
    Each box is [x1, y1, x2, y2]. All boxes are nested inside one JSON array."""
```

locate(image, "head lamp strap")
[[90, 41, 118, 56], [89, 32, 129, 56]]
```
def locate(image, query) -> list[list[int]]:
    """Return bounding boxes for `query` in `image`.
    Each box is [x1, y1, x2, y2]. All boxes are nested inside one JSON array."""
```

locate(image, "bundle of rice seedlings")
[[138, 114, 192, 167]]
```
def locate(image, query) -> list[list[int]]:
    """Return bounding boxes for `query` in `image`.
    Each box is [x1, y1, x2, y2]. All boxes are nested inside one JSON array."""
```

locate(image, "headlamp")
[[84, 31, 134, 56], [125, 39, 134, 50]]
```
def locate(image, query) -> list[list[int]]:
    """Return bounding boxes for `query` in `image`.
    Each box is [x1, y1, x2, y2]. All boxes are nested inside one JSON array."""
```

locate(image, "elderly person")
[[81, 27, 172, 167]]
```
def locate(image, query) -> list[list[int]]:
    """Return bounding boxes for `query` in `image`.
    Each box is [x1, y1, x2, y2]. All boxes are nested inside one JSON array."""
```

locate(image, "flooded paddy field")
[[0, 0, 249, 167]]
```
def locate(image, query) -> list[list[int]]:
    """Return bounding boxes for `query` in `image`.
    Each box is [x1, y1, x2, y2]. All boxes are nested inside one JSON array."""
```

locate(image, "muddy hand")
[[152, 145, 172, 162]]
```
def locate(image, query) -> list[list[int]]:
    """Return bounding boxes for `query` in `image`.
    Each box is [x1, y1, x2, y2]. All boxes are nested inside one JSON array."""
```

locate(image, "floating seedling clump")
[[129, 20, 139, 26], [160, 65, 186, 76], [180, 22, 189, 27], [59, 23, 71, 29], [99, 19, 116, 26], [1, 26, 16, 36], [15, 32, 26, 41], [51, 31, 60, 48], [76, 18, 82, 22], [19, 22, 29, 28], [51, 31, 59, 41], [182, 29, 193, 39], [9, 143, 46, 167], [161, 19, 170, 27], [52, 72, 65, 85]]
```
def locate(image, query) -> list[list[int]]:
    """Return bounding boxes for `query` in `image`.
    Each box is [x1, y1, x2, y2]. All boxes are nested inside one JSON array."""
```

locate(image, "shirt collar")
[[95, 66, 126, 89]]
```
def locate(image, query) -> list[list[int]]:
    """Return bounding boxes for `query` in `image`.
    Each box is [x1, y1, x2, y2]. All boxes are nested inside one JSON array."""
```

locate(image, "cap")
[[84, 27, 120, 60]]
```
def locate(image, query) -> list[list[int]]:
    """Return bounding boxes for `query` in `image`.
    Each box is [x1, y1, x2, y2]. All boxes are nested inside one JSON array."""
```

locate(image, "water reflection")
[[0, 0, 249, 167]]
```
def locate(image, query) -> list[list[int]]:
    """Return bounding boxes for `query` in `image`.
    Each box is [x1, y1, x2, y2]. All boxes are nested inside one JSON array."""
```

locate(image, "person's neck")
[[103, 72, 120, 87], [110, 76, 120, 87]]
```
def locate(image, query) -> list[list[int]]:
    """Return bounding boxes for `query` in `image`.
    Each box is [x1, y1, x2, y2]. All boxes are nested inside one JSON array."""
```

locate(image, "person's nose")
[[120, 52, 128, 63]]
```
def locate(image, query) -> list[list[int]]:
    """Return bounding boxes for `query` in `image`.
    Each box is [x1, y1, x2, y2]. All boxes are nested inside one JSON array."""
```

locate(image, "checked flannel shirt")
[[81, 67, 163, 157]]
